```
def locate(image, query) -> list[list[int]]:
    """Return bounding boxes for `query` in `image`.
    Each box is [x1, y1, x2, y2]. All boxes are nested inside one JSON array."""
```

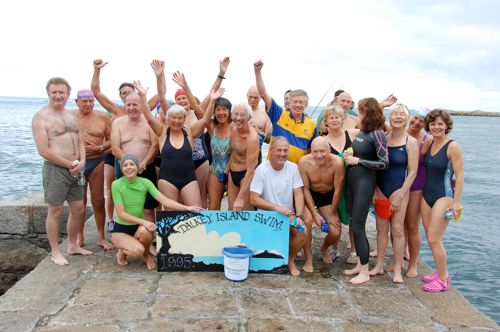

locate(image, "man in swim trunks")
[[228, 103, 260, 211], [299, 137, 345, 271], [91, 59, 160, 227], [72, 89, 114, 250], [250, 136, 307, 276], [254, 59, 317, 164], [32, 77, 93, 266], [111, 92, 159, 223]]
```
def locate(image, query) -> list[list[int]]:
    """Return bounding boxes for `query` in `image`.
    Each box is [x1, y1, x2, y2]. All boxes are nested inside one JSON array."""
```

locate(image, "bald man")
[[299, 136, 345, 271], [247, 85, 272, 143]]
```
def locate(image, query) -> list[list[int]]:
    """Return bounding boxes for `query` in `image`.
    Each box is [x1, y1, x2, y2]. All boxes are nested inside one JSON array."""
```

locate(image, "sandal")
[[422, 271, 451, 284], [421, 278, 450, 292]]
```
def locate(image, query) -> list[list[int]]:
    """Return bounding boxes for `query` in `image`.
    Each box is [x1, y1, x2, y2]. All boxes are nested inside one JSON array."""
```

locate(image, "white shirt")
[[250, 160, 303, 211]]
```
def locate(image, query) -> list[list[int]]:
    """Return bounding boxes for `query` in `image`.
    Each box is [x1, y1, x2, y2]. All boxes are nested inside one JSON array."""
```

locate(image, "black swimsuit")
[[329, 131, 352, 155], [160, 128, 197, 191], [345, 129, 388, 265]]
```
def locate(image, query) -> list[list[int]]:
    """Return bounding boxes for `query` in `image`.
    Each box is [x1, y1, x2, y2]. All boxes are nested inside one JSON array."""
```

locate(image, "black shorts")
[[310, 189, 334, 208], [112, 222, 139, 237], [104, 153, 115, 167]]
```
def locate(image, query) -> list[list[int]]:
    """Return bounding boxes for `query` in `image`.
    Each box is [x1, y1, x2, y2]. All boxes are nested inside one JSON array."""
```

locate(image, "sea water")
[[0, 96, 499, 324]]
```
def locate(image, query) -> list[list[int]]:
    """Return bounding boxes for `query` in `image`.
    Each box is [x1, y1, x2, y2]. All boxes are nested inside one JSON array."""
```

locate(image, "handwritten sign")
[[156, 210, 289, 274]]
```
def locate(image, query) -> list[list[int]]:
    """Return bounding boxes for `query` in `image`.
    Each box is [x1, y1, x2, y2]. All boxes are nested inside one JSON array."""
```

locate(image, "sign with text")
[[156, 210, 289, 274]]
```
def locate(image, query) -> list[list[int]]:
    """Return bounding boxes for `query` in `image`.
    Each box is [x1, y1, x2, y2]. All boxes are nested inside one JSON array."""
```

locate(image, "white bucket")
[[222, 246, 253, 281]]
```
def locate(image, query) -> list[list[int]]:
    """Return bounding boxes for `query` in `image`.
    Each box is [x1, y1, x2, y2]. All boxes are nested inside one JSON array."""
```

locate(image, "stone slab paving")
[[1, 209, 498, 332]]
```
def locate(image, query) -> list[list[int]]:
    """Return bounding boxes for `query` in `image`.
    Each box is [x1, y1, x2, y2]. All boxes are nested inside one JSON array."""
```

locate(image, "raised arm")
[[200, 57, 230, 110], [91, 59, 122, 116], [172, 71, 204, 118], [135, 79, 163, 136], [190, 88, 225, 138], [380, 94, 397, 108], [254, 59, 273, 111]]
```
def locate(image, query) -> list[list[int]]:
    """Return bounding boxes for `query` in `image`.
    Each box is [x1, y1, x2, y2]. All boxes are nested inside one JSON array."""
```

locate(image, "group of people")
[[32, 57, 463, 292]]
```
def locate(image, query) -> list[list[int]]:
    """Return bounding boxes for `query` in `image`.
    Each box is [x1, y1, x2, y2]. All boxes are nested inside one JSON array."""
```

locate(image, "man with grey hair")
[[254, 59, 317, 164], [228, 102, 260, 211], [111, 92, 159, 223], [32, 77, 93, 266], [250, 136, 307, 276]]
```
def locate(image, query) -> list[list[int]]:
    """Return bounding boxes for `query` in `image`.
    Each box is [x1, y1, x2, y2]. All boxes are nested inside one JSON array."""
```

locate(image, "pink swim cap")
[[175, 89, 186, 99]]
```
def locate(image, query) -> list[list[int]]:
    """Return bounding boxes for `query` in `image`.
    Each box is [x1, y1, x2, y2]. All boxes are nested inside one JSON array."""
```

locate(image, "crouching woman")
[[111, 154, 201, 269]]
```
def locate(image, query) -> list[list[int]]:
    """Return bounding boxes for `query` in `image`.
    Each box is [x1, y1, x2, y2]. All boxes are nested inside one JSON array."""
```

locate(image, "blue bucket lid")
[[222, 246, 253, 258]]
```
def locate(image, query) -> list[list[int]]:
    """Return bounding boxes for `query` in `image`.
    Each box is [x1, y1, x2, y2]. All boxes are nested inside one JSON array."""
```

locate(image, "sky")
[[1, 0, 499, 112]]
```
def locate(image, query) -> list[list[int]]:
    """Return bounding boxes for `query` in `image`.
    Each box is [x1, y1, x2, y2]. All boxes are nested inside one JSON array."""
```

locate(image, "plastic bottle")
[[291, 217, 305, 234]]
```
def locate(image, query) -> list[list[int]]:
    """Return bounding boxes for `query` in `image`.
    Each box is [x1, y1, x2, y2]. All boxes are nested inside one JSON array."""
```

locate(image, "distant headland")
[[448, 110, 500, 117]]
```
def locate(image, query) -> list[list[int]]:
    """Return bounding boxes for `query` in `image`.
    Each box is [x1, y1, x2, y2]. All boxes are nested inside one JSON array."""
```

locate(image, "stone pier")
[[0, 199, 498, 331]]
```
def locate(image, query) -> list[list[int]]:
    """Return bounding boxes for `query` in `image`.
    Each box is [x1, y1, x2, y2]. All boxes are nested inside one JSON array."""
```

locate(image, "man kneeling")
[[250, 137, 307, 276]]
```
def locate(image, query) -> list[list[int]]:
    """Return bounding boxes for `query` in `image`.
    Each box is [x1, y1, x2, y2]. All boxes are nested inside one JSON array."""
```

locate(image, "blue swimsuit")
[[377, 143, 408, 198], [423, 140, 454, 207]]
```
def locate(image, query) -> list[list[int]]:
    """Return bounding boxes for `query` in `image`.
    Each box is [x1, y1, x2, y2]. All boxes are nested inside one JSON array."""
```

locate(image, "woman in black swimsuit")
[[322, 104, 359, 263], [140, 60, 225, 208], [343, 98, 389, 285]]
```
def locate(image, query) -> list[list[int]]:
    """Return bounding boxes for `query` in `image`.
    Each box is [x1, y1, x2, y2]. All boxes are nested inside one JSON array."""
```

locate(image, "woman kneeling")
[[111, 154, 201, 269]]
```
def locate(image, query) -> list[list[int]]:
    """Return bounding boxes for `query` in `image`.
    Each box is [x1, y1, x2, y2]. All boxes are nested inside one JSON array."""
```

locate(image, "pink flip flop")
[[422, 271, 451, 284], [421, 278, 450, 292]]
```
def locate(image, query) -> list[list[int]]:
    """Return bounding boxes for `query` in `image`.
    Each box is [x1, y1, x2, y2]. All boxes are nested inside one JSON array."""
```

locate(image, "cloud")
[[168, 219, 241, 257]]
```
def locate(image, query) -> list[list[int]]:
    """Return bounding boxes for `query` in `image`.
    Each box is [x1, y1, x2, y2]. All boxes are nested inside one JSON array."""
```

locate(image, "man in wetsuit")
[[32, 77, 93, 265], [71, 89, 113, 250], [299, 137, 345, 271]]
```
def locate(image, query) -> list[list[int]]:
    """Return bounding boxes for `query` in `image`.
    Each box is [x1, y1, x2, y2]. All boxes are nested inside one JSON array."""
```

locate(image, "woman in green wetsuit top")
[[111, 154, 202, 269]]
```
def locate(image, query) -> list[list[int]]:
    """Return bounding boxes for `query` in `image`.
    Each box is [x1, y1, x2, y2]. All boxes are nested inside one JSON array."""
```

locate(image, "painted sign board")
[[156, 210, 289, 274]]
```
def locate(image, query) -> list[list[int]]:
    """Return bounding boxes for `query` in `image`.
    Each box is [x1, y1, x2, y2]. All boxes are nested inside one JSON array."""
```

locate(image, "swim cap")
[[175, 89, 186, 99], [416, 106, 431, 119], [120, 154, 140, 171], [76, 89, 94, 100]]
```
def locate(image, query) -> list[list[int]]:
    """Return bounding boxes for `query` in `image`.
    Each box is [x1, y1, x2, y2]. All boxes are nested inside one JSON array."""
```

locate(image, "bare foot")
[[116, 250, 128, 266], [343, 265, 361, 276], [149, 243, 157, 256], [289, 261, 301, 276], [349, 272, 370, 285], [77, 234, 85, 247], [144, 254, 156, 270], [369, 266, 385, 276], [393, 272, 404, 283], [51, 252, 69, 266], [321, 245, 333, 264], [406, 266, 418, 278], [98, 239, 115, 250], [369, 249, 377, 257], [303, 260, 314, 273], [67, 246, 93, 256], [384, 264, 394, 272]]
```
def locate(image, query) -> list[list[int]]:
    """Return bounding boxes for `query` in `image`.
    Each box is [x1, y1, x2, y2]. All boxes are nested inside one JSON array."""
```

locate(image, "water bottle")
[[319, 213, 329, 233], [77, 168, 85, 186], [218, 172, 228, 184], [444, 209, 454, 222]]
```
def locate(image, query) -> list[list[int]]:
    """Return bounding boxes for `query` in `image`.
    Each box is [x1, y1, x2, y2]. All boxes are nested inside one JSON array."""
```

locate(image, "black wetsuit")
[[345, 129, 388, 265]]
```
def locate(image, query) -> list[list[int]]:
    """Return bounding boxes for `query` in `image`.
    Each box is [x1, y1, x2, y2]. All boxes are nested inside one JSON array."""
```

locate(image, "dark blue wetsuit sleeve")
[[358, 130, 389, 170]]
